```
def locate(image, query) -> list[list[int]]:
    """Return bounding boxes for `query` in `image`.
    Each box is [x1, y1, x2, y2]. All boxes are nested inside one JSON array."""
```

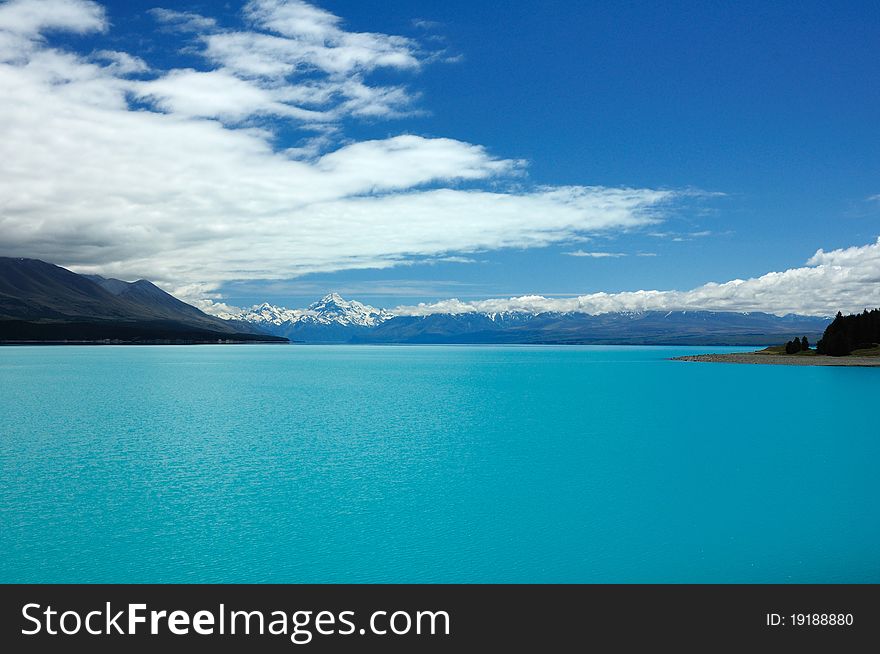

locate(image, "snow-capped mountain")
[[229, 293, 394, 327], [221, 293, 831, 346], [222, 293, 394, 342], [225, 303, 301, 326], [302, 293, 395, 327]]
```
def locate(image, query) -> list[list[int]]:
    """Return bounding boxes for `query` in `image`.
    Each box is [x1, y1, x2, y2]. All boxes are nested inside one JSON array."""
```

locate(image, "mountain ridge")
[[0, 258, 286, 343], [222, 293, 831, 345], [0, 258, 832, 346]]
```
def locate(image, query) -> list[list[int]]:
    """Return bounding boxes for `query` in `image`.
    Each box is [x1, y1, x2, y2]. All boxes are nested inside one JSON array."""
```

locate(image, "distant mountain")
[[358, 310, 830, 345], [225, 293, 831, 345], [3, 260, 828, 346], [222, 293, 394, 342], [0, 258, 286, 343]]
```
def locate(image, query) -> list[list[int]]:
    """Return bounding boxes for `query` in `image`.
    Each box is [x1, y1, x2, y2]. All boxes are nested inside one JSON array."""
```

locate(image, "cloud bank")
[[392, 238, 880, 317], [0, 0, 676, 292]]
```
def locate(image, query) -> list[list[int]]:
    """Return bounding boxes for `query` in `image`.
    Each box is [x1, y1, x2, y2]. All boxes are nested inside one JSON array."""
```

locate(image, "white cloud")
[[0, 0, 104, 36], [806, 241, 880, 270], [92, 49, 148, 73], [148, 8, 218, 32], [244, 0, 420, 72], [149, 4, 422, 123], [0, 0, 678, 294], [649, 229, 714, 240], [393, 238, 880, 317], [433, 256, 478, 264], [314, 136, 522, 187], [412, 19, 442, 30], [564, 250, 626, 258], [134, 68, 329, 122]]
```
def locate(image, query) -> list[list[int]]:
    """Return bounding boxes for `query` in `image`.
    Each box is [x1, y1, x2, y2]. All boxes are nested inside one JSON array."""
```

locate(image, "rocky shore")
[[672, 352, 880, 367]]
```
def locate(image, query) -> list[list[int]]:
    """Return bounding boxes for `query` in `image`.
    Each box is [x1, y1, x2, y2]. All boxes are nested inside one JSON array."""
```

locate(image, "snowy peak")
[[304, 293, 394, 326], [311, 292, 345, 307], [230, 294, 394, 328], [235, 303, 301, 325], [307, 293, 354, 314]]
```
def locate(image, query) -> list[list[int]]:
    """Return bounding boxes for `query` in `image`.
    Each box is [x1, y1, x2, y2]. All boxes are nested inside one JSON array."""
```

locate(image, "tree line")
[[816, 308, 880, 357], [784, 336, 810, 354]]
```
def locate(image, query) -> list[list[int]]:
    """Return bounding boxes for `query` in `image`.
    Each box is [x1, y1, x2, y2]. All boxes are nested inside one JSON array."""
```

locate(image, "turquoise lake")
[[1, 345, 878, 583]]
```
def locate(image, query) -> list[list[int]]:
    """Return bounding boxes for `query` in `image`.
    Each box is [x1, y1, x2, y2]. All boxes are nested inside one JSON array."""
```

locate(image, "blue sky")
[[1, 0, 879, 314]]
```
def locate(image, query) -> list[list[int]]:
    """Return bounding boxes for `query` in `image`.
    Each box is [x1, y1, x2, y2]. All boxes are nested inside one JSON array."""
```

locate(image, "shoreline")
[[673, 352, 880, 367], [0, 339, 289, 346]]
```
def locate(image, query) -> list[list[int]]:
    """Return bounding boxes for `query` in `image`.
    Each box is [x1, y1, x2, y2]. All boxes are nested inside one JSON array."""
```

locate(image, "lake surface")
[[1, 345, 878, 583]]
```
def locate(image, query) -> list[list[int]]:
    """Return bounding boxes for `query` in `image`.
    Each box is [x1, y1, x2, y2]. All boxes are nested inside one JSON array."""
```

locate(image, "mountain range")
[[222, 293, 831, 346], [229, 293, 394, 342], [0, 258, 285, 343], [0, 257, 832, 345]]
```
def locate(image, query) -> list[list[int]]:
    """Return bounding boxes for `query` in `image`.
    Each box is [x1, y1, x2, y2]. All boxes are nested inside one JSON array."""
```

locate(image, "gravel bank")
[[672, 353, 880, 367]]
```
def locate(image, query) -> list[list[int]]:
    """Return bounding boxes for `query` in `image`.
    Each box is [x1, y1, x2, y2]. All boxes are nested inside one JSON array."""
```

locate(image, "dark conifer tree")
[[816, 308, 879, 356]]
